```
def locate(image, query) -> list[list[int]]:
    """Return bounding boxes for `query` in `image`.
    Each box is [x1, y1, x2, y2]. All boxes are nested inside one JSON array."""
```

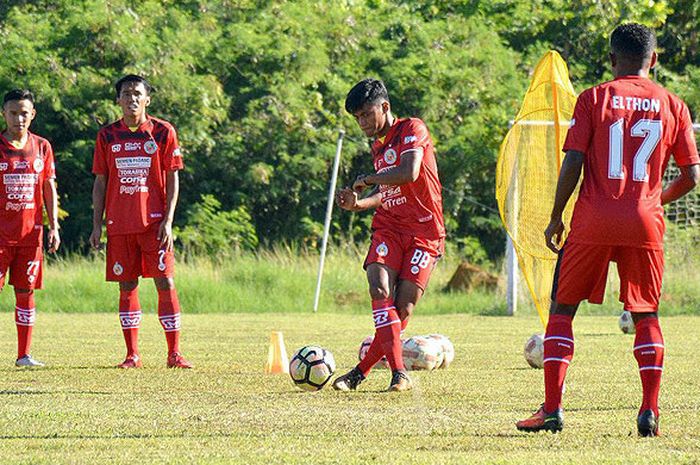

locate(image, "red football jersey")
[[370, 118, 445, 240], [93, 116, 183, 235], [563, 75, 699, 249], [0, 132, 55, 247]]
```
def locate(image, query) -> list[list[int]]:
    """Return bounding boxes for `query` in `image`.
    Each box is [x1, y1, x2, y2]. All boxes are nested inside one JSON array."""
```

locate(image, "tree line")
[[0, 0, 696, 261]]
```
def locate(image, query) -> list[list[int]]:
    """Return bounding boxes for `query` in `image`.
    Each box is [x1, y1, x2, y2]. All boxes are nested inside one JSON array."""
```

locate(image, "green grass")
[[0, 313, 699, 464], [0, 242, 698, 317]]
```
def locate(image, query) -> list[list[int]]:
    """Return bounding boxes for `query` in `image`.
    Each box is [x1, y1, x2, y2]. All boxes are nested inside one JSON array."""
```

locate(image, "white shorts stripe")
[[634, 343, 665, 351], [543, 357, 570, 365], [639, 366, 663, 372], [544, 336, 574, 344]]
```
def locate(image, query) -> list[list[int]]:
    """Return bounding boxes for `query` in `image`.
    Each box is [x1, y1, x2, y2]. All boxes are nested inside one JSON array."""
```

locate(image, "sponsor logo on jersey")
[[111, 144, 122, 153], [144, 140, 158, 155], [113, 262, 123, 276], [125, 142, 142, 152], [13, 160, 29, 170], [383, 148, 397, 165], [115, 157, 152, 169], [410, 265, 420, 275], [376, 242, 389, 257], [173, 147, 182, 157], [150, 212, 163, 219], [404, 135, 417, 144], [33, 158, 44, 173], [0, 163, 7, 171], [3, 173, 39, 185]]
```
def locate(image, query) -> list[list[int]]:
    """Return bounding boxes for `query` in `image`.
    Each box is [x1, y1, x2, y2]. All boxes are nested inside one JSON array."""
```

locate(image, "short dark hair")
[[115, 74, 152, 98], [345, 78, 389, 114], [610, 23, 656, 62], [3, 89, 34, 107]]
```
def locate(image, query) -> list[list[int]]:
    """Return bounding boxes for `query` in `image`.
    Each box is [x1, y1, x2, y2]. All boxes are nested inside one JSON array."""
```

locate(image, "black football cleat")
[[516, 405, 564, 433], [637, 409, 659, 437], [332, 367, 365, 391], [387, 370, 413, 392]]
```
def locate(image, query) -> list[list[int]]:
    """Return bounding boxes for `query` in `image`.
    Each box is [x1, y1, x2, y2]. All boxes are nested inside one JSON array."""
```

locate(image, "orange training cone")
[[264, 331, 289, 374]]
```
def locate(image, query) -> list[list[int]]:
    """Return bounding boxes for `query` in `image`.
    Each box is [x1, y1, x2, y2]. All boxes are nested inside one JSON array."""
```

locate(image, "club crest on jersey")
[[111, 144, 122, 153], [144, 140, 158, 155], [383, 148, 397, 165], [33, 158, 44, 173], [376, 242, 389, 257], [113, 262, 123, 276]]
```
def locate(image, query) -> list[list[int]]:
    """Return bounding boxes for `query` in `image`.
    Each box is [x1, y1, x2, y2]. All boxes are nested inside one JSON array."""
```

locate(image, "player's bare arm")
[[661, 164, 700, 205], [545, 150, 584, 253], [158, 170, 179, 252], [336, 186, 381, 212], [90, 174, 106, 250], [43, 178, 60, 253], [352, 149, 423, 192]]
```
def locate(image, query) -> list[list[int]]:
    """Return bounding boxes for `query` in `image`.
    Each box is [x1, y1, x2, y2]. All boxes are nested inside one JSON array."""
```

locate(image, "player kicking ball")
[[0, 89, 60, 367], [332, 79, 445, 392], [90, 75, 192, 369], [516, 24, 699, 436]]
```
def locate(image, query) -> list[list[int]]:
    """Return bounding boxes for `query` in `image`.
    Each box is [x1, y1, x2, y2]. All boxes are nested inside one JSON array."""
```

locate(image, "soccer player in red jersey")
[[332, 79, 445, 392], [90, 75, 192, 369], [0, 89, 60, 367], [516, 24, 699, 436]]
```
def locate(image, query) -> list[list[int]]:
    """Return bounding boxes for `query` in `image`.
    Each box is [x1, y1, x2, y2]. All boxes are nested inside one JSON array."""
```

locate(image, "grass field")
[[0, 313, 699, 464]]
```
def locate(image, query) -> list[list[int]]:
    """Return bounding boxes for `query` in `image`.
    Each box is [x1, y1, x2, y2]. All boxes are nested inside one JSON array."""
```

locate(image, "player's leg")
[[153, 276, 191, 368], [107, 234, 143, 368], [140, 226, 191, 368], [394, 280, 423, 334], [618, 247, 664, 437], [117, 279, 142, 368], [517, 242, 611, 432], [10, 246, 44, 367], [333, 263, 399, 391]]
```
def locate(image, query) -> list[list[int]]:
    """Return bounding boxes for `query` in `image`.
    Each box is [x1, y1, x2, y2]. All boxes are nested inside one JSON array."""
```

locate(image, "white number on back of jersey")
[[608, 118, 662, 182]]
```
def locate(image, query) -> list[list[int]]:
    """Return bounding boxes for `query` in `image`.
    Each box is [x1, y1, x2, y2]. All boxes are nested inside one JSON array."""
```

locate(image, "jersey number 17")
[[608, 118, 662, 182]]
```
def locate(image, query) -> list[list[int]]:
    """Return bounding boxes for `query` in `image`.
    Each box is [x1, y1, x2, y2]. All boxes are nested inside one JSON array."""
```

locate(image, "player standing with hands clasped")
[[516, 24, 699, 436], [332, 79, 445, 392], [90, 75, 192, 369], [0, 89, 60, 367]]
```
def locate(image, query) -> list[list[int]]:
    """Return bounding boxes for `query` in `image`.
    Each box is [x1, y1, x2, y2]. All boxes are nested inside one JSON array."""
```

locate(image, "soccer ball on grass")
[[523, 333, 544, 369], [289, 346, 336, 391]]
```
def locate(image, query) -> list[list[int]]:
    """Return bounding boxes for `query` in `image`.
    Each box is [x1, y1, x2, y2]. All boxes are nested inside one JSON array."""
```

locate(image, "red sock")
[[119, 289, 141, 357], [373, 301, 404, 372], [358, 299, 401, 376], [15, 290, 36, 359], [158, 288, 181, 354], [634, 317, 664, 417], [543, 314, 574, 412]]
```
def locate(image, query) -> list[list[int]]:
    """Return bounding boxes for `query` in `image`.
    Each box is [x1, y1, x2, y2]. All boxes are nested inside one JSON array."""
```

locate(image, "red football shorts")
[[364, 229, 443, 291], [106, 225, 175, 282], [0, 245, 43, 290], [553, 241, 664, 313]]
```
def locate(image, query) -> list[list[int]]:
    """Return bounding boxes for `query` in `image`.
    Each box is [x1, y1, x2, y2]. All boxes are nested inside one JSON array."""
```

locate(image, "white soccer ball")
[[358, 335, 389, 369], [524, 333, 544, 369], [618, 311, 635, 334], [289, 346, 336, 391], [425, 334, 455, 369], [402, 336, 444, 371]]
